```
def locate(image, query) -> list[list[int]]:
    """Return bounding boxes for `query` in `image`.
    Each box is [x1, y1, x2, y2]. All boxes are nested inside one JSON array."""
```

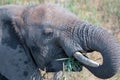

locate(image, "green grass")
[[101, 0, 120, 19]]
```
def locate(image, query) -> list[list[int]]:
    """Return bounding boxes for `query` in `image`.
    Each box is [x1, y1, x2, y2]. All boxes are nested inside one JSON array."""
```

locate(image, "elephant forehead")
[[45, 4, 79, 26], [26, 4, 78, 27], [26, 5, 46, 24]]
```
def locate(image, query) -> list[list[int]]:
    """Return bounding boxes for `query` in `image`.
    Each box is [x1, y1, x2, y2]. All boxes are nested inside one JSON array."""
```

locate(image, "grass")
[[63, 0, 101, 25], [0, 0, 120, 80]]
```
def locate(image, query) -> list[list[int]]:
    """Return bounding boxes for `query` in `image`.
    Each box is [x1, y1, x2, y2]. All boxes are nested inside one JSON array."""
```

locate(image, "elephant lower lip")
[[73, 52, 100, 67]]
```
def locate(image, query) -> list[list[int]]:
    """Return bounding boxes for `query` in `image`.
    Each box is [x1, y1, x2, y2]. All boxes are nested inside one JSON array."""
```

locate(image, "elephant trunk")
[[77, 22, 120, 79]]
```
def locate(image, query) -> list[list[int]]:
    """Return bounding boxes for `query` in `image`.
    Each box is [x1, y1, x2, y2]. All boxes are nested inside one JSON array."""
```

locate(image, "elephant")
[[0, 3, 120, 80]]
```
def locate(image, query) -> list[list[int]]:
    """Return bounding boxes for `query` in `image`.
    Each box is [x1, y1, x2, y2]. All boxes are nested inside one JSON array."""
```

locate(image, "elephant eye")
[[43, 28, 53, 37]]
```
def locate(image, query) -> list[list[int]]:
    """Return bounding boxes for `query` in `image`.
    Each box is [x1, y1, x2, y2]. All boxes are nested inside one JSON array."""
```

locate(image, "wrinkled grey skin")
[[0, 4, 120, 80]]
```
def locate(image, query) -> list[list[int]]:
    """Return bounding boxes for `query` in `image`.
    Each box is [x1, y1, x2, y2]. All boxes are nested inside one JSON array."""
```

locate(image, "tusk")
[[73, 52, 100, 67]]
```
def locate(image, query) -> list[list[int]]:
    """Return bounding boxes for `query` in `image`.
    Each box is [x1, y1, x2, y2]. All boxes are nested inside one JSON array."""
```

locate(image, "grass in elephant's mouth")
[[56, 58, 83, 72], [56, 58, 83, 80]]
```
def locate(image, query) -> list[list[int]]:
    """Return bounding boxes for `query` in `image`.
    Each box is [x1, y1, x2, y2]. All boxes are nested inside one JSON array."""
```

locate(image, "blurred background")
[[0, 0, 120, 80]]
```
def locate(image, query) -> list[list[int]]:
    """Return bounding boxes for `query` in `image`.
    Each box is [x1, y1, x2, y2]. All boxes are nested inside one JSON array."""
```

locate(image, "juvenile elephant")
[[0, 4, 120, 80]]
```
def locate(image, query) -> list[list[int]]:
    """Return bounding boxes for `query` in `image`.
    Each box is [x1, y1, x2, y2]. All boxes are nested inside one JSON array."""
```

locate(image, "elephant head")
[[12, 4, 120, 79]]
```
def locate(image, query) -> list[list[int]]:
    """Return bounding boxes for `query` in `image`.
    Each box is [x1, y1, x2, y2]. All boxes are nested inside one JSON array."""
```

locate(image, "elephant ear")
[[2, 15, 26, 38], [0, 16, 42, 80], [12, 16, 26, 37]]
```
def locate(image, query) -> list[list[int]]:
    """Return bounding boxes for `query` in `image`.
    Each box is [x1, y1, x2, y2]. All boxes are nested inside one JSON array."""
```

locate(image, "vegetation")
[[0, 0, 120, 80]]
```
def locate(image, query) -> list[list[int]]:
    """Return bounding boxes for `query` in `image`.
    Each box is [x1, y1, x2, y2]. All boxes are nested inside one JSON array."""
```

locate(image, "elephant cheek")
[[46, 61, 64, 72]]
